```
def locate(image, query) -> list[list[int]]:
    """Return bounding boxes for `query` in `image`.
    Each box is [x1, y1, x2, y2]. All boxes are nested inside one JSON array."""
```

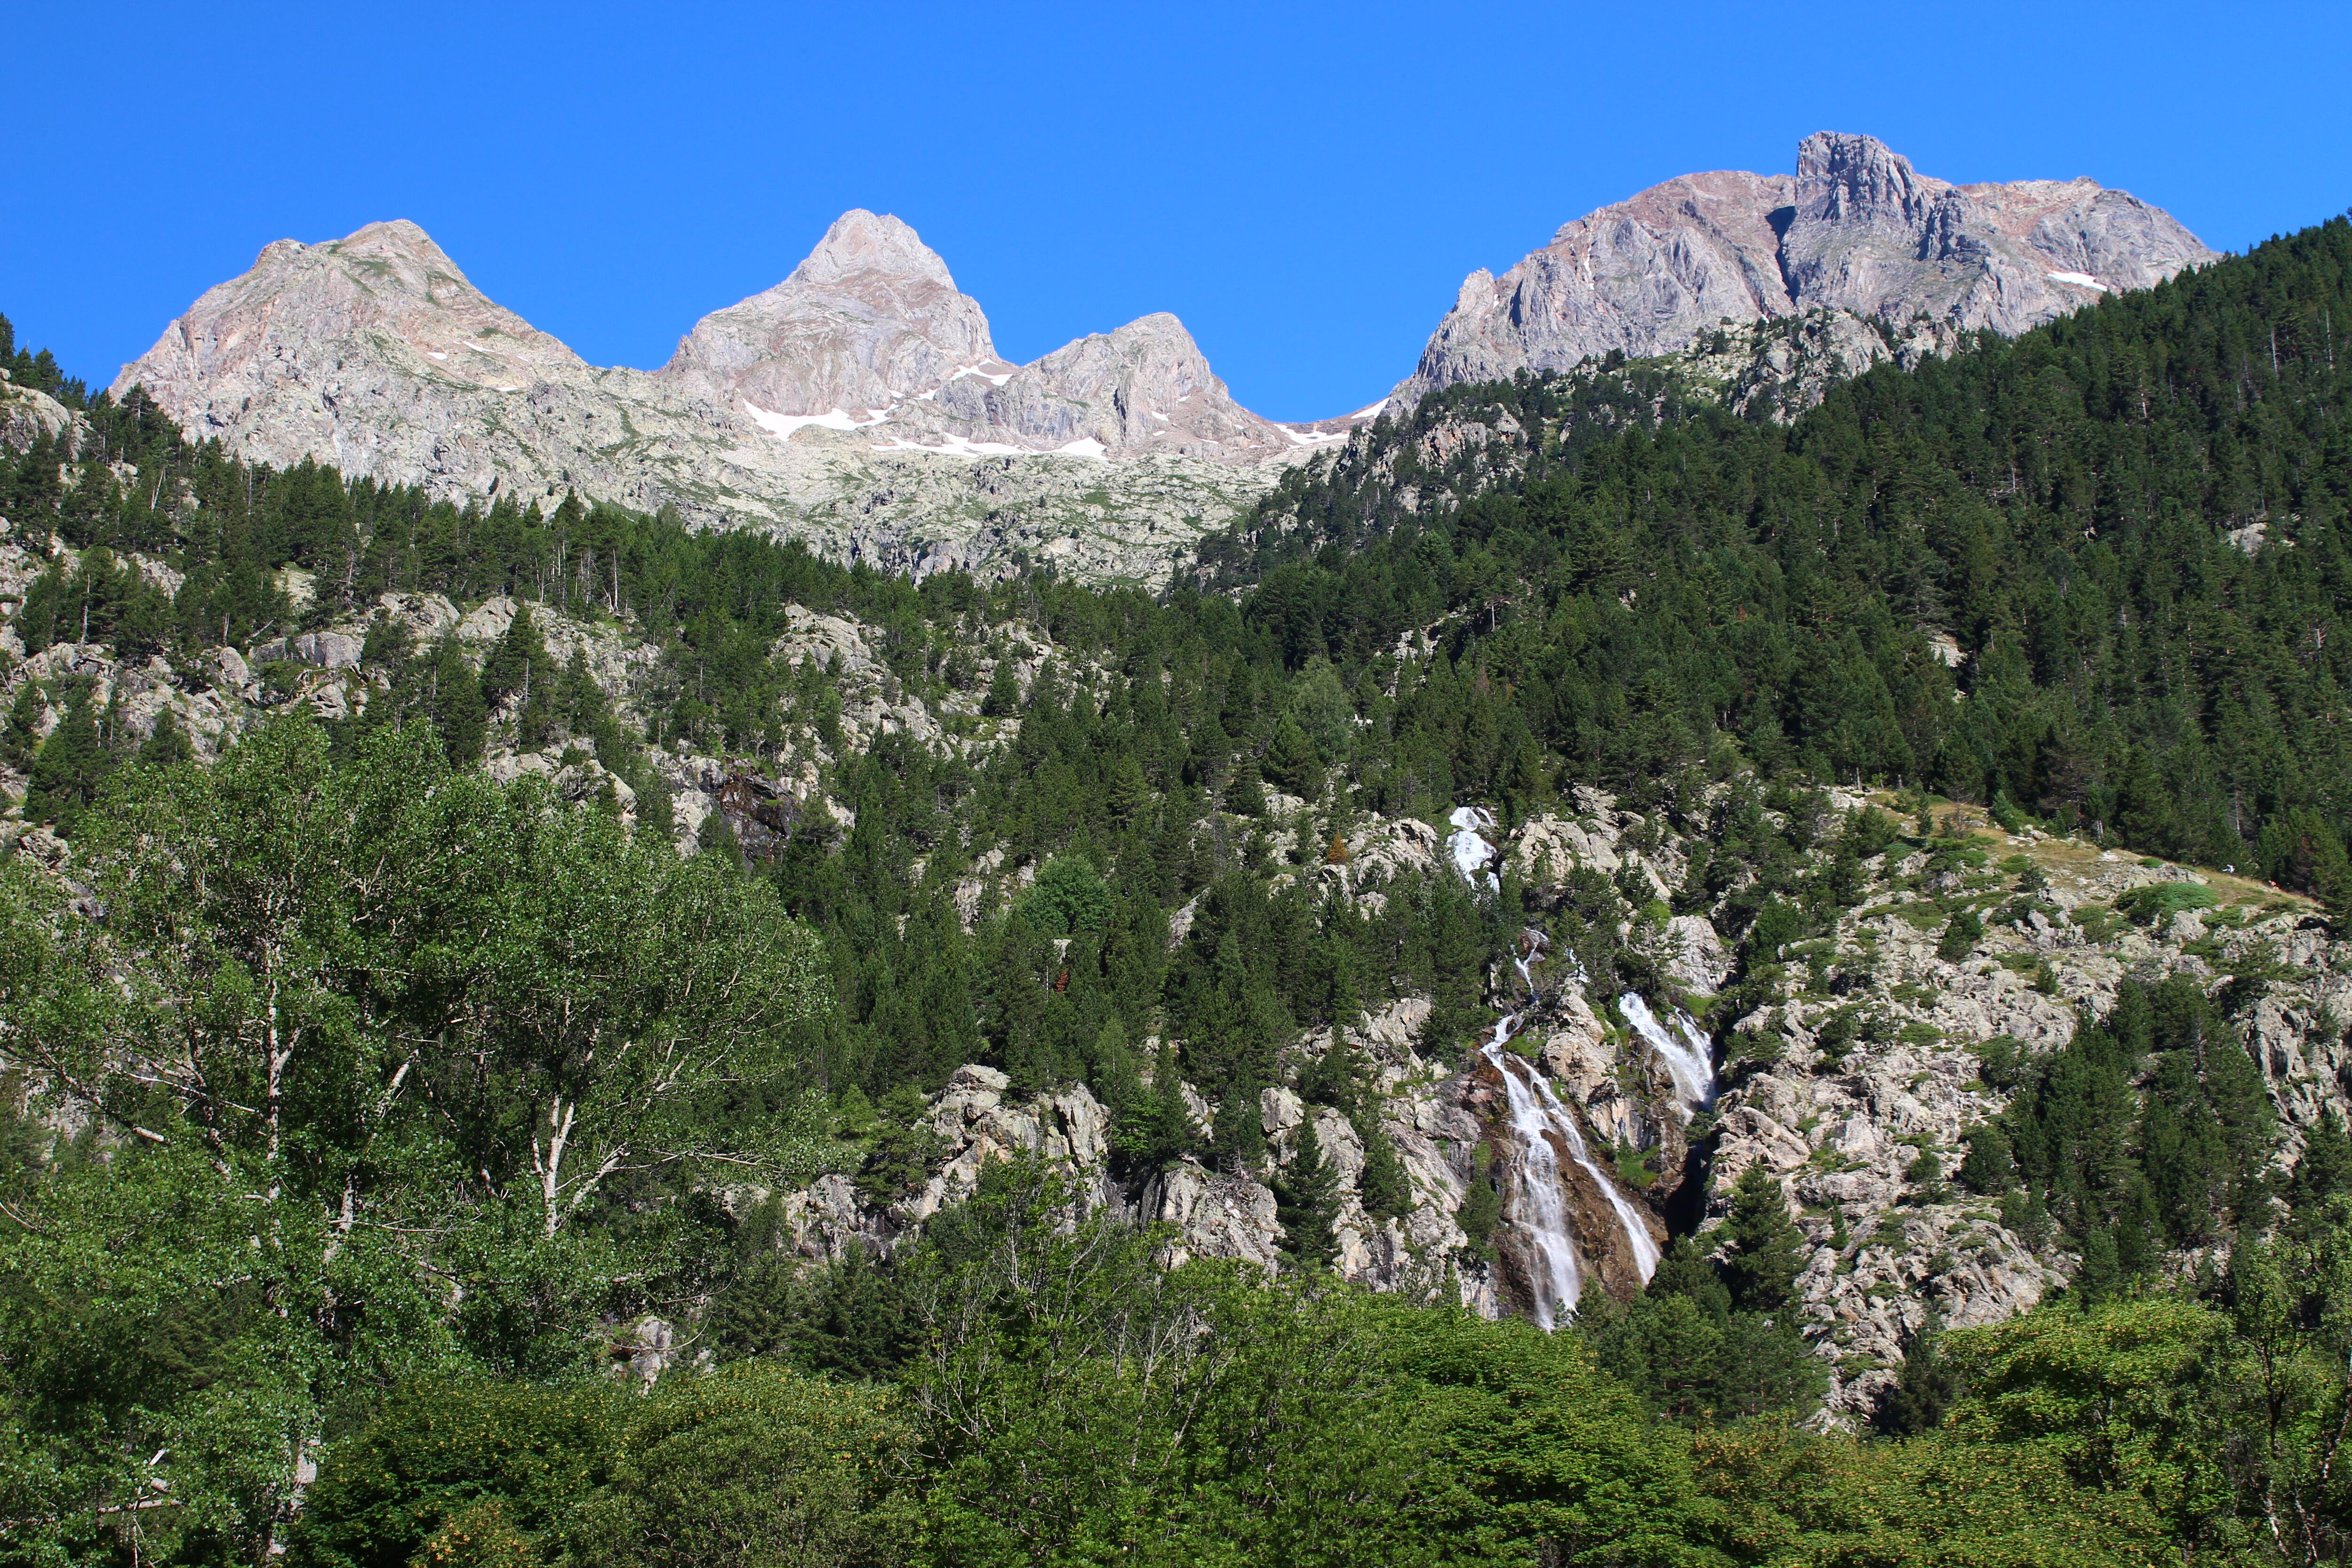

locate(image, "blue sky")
[[8, 0, 2350, 421]]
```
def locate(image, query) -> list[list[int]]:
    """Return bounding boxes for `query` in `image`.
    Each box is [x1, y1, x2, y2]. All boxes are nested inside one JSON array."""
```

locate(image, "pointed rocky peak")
[[914, 311, 1299, 463], [658, 209, 1005, 419], [112, 218, 583, 420], [790, 208, 958, 290], [1793, 131, 1943, 229]]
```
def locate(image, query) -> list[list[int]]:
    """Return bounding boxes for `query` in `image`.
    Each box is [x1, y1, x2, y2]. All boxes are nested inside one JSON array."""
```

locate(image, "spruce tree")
[[24, 694, 112, 835], [1274, 1117, 1341, 1270], [1874, 1302, 1959, 1436], [1, 682, 43, 772], [1718, 1164, 1804, 1314], [137, 709, 194, 768]]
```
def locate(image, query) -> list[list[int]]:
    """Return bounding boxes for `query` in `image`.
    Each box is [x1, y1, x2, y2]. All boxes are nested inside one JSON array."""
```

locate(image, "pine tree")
[[980, 659, 1020, 718], [480, 601, 548, 711], [698, 805, 744, 868], [1106, 754, 1150, 821], [137, 709, 194, 768], [1274, 1116, 1341, 1270], [24, 693, 112, 835], [1875, 1302, 1959, 1436], [1, 682, 43, 772], [1718, 1164, 1804, 1314], [2288, 1108, 2352, 1231], [1263, 715, 1323, 800], [426, 637, 487, 765], [1957, 1123, 2018, 1195]]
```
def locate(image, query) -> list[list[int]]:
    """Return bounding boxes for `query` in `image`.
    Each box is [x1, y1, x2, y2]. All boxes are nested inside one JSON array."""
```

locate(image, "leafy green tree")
[[0, 716, 837, 1562], [906, 1160, 1430, 1567], [1014, 855, 1112, 937]]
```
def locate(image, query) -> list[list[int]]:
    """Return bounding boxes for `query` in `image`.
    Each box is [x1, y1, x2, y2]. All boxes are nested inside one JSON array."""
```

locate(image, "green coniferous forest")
[[6, 221, 2352, 1563]]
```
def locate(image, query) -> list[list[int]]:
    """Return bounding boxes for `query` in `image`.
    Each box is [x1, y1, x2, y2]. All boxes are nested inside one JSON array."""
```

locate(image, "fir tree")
[[1718, 1164, 1804, 1314], [1, 682, 43, 772], [137, 709, 194, 768], [1274, 1117, 1341, 1270], [24, 693, 112, 835]]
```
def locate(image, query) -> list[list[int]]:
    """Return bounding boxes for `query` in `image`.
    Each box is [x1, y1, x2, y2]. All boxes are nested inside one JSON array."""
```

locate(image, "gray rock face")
[[111, 214, 1332, 583], [1400, 132, 2214, 404]]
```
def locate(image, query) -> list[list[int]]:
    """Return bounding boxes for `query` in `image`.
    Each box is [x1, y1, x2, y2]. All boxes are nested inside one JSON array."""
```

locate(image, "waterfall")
[[1481, 1016, 1662, 1328], [1453, 811, 1661, 1325], [1618, 994, 1716, 1122], [1447, 806, 1501, 892]]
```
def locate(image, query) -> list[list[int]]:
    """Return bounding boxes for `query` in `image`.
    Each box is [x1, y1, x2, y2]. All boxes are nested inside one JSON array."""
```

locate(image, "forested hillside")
[[4, 221, 2352, 1566], [1208, 215, 2352, 887]]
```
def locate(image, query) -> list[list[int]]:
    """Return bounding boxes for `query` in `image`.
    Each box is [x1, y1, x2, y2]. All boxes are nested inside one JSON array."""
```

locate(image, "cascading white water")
[[1618, 994, 1716, 1122], [1447, 806, 1502, 892], [1481, 1015, 1662, 1327], [1480, 1017, 1585, 1329], [1452, 813, 1661, 1326]]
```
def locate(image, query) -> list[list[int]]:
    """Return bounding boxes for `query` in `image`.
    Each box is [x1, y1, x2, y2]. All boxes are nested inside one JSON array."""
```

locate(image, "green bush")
[[2113, 882, 2218, 926], [569, 1363, 914, 1568], [290, 1377, 625, 1568], [1937, 909, 1984, 962]]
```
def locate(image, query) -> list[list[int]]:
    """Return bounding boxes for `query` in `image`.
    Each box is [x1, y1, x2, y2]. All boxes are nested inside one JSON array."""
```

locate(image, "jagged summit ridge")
[[112, 210, 1346, 581], [1398, 131, 2215, 404]]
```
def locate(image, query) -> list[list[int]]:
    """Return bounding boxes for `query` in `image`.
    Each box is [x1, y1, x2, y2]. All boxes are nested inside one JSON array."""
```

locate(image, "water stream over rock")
[[1619, 993, 1716, 1122]]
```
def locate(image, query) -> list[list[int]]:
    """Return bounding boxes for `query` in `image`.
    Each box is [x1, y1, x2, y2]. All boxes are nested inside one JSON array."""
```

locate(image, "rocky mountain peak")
[[1399, 134, 2216, 406], [1793, 131, 1938, 231], [109, 217, 587, 458], [654, 208, 1008, 420], [927, 310, 1311, 464], [792, 208, 958, 290]]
